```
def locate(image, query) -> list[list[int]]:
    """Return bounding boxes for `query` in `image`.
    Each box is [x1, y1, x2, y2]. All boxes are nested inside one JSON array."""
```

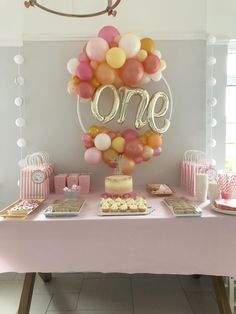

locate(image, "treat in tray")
[[105, 175, 133, 197], [49, 199, 84, 212], [8, 199, 41, 216], [100, 196, 147, 213], [163, 196, 202, 216], [147, 183, 173, 196], [214, 199, 236, 211]]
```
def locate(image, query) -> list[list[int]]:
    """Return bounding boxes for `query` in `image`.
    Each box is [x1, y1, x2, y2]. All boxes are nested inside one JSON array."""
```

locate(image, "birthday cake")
[[105, 175, 133, 196]]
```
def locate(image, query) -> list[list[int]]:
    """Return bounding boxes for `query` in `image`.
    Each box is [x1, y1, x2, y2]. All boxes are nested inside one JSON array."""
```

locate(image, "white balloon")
[[207, 97, 217, 107], [15, 117, 25, 127], [14, 76, 24, 86], [14, 97, 23, 107], [14, 54, 24, 64], [94, 133, 111, 151], [207, 35, 216, 45], [154, 50, 162, 59], [149, 70, 162, 82], [17, 138, 26, 148], [210, 118, 217, 127], [140, 73, 151, 84], [207, 56, 216, 66], [209, 138, 216, 148], [119, 33, 141, 58], [208, 77, 216, 87], [67, 58, 79, 74]]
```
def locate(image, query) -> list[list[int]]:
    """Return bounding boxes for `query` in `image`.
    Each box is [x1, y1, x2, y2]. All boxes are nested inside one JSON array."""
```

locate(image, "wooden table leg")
[[18, 273, 36, 314], [212, 276, 232, 314], [38, 272, 52, 283]]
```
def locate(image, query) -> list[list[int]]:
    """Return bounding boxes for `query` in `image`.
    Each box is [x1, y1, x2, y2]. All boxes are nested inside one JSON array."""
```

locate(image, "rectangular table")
[[0, 188, 235, 313]]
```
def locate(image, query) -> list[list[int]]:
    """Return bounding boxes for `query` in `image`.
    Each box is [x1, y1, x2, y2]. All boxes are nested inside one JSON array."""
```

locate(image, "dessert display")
[[0, 199, 44, 218], [63, 185, 81, 199], [44, 199, 85, 217], [163, 196, 202, 216], [147, 183, 173, 196], [105, 175, 133, 196], [8, 199, 41, 216], [99, 196, 151, 215], [212, 199, 236, 215]]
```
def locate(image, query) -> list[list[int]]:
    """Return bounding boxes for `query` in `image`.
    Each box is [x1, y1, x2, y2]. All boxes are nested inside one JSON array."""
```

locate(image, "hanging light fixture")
[[24, 0, 122, 17]]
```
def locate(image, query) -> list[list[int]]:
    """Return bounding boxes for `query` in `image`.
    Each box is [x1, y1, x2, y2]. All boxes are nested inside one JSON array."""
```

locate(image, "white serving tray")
[[97, 206, 154, 216], [44, 200, 85, 217], [163, 200, 202, 217]]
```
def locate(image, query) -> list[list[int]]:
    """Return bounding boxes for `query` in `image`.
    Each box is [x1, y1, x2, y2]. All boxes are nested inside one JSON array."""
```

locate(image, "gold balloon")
[[118, 86, 150, 129], [141, 38, 155, 54], [72, 75, 80, 85], [135, 49, 148, 62], [102, 148, 118, 167], [147, 91, 170, 134], [88, 125, 100, 138], [91, 85, 120, 123], [91, 77, 100, 88]]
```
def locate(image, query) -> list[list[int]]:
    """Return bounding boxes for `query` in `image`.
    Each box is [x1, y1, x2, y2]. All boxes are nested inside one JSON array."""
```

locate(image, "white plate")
[[163, 200, 202, 217], [44, 200, 85, 217], [211, 204, 236, 215], [98, 206, 154, 216]]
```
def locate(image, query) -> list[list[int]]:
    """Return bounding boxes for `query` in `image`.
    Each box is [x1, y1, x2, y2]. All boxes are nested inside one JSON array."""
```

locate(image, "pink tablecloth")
[[1, 188, 236, 276]]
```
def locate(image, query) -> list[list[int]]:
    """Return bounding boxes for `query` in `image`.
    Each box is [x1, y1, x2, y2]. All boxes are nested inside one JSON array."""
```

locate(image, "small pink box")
[[54, 174, 67, 194], [79, 174, 90, 194], [67, 173, 79, 189]]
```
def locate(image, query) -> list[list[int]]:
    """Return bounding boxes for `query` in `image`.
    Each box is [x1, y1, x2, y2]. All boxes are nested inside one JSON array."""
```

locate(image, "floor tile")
[[33, 273, 83, 294], [132, 276, 193, 314], [47, 293, 78, 311], [179, 275, 214, 292], [0, 281, 23, 314], [78, 278, 132, 311], [46, 311, 133, 314], [30, 294, 52, 314], [0, 272, 16, 281], [186, 291, 220, 314]]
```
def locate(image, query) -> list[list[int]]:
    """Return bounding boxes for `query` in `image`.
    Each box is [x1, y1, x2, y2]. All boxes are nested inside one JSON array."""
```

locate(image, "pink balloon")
[[84, 147, 101, 164], [78, 51, 90, 63], [143, 54, 160, 74], [77, 82, 95, 99], [124, 139, 144, 159], [86, 37, 109, 62], [81, 133, 92, 142], [123, 129, 138, 140], [153, 146, 162, 156], [75, 62, 93, 81], [119, 59, 144, 86], [98, 26, 120, 46], [85, 141, 94, 149], [134, 157, 143, 164]]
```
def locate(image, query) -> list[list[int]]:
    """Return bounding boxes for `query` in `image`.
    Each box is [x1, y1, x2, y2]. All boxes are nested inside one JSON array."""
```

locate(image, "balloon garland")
[[67, 25, 173, 174]]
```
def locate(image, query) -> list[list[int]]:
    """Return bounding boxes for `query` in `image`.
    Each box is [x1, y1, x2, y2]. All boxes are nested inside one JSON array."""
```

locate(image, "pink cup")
[[79, 174, 90, 194], [221, 192, 233, 200]]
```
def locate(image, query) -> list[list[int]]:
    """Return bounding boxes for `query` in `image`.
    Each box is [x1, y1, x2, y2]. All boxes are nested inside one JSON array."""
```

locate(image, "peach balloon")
[[95, 62, 116, 85], [99, 126, 109, 133], [143, 145, 154, 160], [113, 73, 123, 88], [147, 133, 162, 148], [90, 61, 98, 70], [121, 157, 136, 175], [135, 49, 148, 62]]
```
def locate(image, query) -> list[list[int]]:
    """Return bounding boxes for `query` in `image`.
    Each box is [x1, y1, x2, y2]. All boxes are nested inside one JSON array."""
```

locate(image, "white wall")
[[207, 0, 236, 39], [22, 0, 206, 38]]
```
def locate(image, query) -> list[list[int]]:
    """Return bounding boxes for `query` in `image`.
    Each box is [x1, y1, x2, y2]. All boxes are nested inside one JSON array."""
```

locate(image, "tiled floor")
[[0, 272, 227, 314]]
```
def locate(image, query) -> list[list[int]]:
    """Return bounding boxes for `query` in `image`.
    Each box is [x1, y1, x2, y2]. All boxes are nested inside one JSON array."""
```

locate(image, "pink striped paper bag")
[[19, 166, 51, 199]]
